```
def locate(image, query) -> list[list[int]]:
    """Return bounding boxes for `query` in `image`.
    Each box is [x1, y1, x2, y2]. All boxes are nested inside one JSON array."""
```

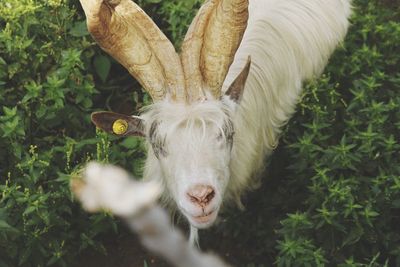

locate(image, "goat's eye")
[[149, 121, 167, 158], [149, 131, 167, 158], [226, 131, 234, 146], [217, 132, 224, 141], [217, 120, 235, 147], [216, 131, 235, 147], [151, 139, 167, 159]]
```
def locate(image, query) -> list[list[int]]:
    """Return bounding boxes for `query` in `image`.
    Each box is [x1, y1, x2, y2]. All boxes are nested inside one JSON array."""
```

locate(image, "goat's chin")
[[183, 208, 219, 229]]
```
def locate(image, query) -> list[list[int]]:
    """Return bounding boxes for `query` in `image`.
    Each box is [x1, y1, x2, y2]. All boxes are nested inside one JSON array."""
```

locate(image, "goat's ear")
[[225, 57, 251, 103], [91, 112, 145, 137]]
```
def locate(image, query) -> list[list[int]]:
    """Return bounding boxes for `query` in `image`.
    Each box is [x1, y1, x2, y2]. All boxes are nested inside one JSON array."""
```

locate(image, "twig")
[[71, 162, 230, 267]]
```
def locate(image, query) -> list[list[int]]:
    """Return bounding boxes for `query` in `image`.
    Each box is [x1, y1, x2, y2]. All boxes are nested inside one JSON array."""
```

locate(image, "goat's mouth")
[[184, 209, 219, 228], [193, 210, 216, 223]]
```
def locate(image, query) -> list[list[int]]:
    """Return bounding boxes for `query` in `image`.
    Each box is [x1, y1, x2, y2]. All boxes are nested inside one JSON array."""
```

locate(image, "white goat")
[[80, 0, 351, 241]]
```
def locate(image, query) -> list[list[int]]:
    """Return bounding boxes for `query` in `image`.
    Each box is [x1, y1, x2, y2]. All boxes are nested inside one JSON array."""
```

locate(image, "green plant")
[[0, 0, 132, 266], [0, 0, 399, 266], [275, 1, 400, 265], [0, 0, 203, 265]]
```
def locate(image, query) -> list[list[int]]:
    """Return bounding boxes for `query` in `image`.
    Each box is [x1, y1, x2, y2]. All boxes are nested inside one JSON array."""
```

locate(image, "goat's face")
[[142, 98, 236, 228], [82, 0, 250, 230], [91, 59, 250, 228]]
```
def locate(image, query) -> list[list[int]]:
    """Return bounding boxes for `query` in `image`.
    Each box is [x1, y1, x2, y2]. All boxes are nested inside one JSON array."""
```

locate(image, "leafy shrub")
[[0, 0, 137, 266], [0, 0, 398, 266], [275, 1, 400, 266], [0, 0, 203, 266]]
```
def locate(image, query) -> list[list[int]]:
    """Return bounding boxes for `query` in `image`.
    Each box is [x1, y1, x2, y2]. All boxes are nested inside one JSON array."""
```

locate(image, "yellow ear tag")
[[112, 119, 128, 135]]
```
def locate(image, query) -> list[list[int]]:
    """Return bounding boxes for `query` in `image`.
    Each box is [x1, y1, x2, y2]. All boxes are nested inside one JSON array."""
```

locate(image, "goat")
[[79, 0, 351, 241]]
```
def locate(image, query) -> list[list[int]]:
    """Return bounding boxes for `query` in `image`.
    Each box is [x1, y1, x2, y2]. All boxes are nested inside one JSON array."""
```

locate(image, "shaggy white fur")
[[138, 0, 352, 236], [223, 0, 352, 204]]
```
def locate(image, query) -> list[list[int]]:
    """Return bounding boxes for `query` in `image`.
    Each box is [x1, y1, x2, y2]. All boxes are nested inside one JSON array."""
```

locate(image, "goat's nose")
[[187, 185, 215, 207]]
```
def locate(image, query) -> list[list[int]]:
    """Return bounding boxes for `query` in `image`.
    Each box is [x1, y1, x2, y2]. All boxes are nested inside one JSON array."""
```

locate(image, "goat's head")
[[81, 0, 250, 228]]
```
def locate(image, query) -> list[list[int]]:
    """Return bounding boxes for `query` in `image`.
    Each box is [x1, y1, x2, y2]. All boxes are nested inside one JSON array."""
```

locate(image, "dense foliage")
[[0, 0, 398, 266], [276, 1, 400, 265]]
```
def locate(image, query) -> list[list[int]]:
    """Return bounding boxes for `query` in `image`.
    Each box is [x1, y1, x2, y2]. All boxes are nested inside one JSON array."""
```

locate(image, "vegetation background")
[[0, 0, 399, 266]]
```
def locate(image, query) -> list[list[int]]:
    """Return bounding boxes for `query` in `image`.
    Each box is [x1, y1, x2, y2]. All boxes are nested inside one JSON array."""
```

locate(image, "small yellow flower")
[[112, 119, 128, 135]]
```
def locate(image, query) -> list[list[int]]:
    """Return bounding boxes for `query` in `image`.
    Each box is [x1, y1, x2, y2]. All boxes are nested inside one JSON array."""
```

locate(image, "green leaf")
[[0, 220, 15, 231], [23, 206, 36, 216], [69, 21, 89, 37], [2, 106, 17, 117], [120, 137, 139, 149], [46, 255, 59, 266], [94, 55, 111, 83]]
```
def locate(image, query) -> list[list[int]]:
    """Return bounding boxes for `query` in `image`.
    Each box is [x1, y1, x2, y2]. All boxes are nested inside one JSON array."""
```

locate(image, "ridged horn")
[[80, 0, 186, 102], [181, 0, 249, 101]]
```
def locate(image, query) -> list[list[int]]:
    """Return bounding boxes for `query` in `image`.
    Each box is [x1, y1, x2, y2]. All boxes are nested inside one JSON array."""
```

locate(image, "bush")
[[0, 0, 398, 266], [206, 1, 399, 266], [0, 0, 203, 266], [275, 1, 400, 266], [0, 1, 110, 266]]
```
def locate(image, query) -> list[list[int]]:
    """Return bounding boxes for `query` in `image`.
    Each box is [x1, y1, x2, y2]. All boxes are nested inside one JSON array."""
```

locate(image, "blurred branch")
[[71, 162, 230, 267]]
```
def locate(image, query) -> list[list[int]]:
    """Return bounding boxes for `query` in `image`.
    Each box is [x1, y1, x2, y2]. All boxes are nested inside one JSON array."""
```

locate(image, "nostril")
[[188, 195, 200, 204], [187, 185, 215, 206], [204, 190, 215, 203]]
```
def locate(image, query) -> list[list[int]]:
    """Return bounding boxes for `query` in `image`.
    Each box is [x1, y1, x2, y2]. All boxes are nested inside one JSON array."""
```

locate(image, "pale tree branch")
[[71, 162, 231, 267]]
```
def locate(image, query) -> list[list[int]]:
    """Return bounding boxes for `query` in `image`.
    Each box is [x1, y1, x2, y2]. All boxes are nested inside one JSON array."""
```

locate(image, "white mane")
[[141, 0, 351, 216], [221, 0, 351, 205]]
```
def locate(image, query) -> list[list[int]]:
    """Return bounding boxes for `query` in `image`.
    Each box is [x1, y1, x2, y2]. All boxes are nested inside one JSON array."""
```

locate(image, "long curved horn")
[[181, 0, 249, 101], [80, 0, 186, 102]]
